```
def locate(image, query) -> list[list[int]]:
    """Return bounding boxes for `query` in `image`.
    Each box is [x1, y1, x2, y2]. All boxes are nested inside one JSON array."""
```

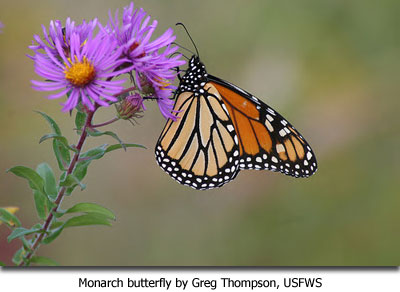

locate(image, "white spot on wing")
[[267, 108, 276, 116], [276, 144, 285, 153], [265, 120, 274, 132]]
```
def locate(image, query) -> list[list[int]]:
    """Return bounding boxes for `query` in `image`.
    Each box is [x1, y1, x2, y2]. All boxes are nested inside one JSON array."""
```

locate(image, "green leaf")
[[12, 247, 26, 265], [59, 171, 67, 182], [73, 161, 90, 182], [42, 226, 64, 244], [60, 177, 78, 190], [42, 212, 113, 245], [50, 220, 64, 229], [42, 219, 65, 244], [7, 166, 45, 194], [40, 133, 65, 144], [105, 143, 146, 153], [64, 213, 112, 228], [60, 174, 86, 191], [33, 191, 47, 220], [43, 214, 112, 244], [65, 202, 115, 220], [8, 226, 41, 242], [53, 210, 65, 218], [36, 163, 58, 200], [71, 143, 146, 183], [53, 139, 71, 171], [80, 144, 107, 160], [39, 134, 76, 152], [88, 129, 126, 150], [35, 111, 61, 135], [29, 256, 59, 266], [0, 208, 21, 228], [75, 111, 86, 131], [33, 190, 54, 220], [21, 237, 33, 252], [72, 145, 108, 182], [31, 223, 42, 229], [0, 261, 5, 266]]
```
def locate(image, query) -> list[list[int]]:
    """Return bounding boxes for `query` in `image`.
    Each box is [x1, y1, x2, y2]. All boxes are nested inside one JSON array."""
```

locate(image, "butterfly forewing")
[[209, 75, 317, 178]]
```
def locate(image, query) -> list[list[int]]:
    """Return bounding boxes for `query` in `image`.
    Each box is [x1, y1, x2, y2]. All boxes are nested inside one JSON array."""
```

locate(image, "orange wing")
[[209, 76, 317, 178]]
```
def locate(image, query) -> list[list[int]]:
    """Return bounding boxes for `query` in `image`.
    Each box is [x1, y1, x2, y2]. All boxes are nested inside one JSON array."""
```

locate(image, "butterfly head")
[[179, 56, 208, 96]]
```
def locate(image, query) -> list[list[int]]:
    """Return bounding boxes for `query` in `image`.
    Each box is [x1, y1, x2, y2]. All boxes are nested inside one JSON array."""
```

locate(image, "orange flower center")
[[64, 56, 96, 87]]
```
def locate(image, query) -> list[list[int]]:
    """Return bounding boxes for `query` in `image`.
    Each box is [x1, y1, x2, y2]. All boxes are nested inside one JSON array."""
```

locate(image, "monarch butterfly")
[[155, 33, 317, 190]]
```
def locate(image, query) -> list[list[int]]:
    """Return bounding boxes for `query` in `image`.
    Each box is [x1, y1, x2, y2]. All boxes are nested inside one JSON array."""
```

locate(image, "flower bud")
[[116, 94, 145, 120]]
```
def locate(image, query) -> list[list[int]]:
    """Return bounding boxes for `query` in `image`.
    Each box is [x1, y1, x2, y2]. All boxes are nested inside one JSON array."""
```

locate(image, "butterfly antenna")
[[172, 42, 195, 57], [176, 22, 200, 57], [170, 50, 190, 60]]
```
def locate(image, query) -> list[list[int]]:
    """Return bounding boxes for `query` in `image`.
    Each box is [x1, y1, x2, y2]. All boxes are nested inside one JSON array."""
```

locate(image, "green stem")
[[18, 109, 96, 266]]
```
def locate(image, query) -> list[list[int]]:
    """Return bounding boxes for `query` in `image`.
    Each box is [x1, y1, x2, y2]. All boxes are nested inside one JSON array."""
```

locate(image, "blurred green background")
[[0, 0, 399, 266]]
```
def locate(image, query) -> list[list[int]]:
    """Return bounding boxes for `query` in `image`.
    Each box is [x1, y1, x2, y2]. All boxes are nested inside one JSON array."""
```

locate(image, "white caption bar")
[[1, 268, 399, 292]]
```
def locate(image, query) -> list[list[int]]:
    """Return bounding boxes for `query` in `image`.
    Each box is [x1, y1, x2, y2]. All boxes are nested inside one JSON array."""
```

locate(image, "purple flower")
[[0, 21, 3, 33], [29, 18, 98, 59], [107, 2, 185, 120], [30, 28, 132, 112]]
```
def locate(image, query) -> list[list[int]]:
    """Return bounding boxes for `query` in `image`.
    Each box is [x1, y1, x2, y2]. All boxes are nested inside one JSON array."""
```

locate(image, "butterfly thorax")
[[178, 56, 208, 96]]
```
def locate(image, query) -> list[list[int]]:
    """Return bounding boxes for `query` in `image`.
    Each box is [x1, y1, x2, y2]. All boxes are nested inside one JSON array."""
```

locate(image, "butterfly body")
[[155, 56, 317, 190]]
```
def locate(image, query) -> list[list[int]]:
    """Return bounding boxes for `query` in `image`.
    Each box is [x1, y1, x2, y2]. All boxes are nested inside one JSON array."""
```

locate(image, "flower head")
[[29, 18, 98, 59], [29, 2, 184, 119], [107, 2, 185, 120], [0, 21, 4, 33], [30, 27, 132, 112]]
